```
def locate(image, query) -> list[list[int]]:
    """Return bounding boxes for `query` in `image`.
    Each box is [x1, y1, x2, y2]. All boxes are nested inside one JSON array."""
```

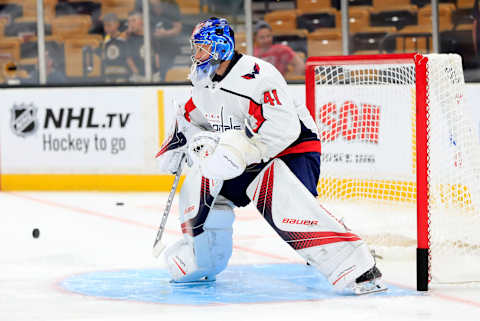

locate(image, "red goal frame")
[[305, 53, 430, 291]]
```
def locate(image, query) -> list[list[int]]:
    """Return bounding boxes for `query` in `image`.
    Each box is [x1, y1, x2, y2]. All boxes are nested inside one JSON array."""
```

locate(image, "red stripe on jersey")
[[184, 98, 197, 122], [276, 140, 321, 157], [248, 100, 266, 133]]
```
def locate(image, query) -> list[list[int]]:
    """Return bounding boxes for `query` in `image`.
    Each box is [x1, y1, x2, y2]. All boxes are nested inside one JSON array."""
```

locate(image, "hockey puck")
[[32, 228, 40, 239], [116, 202, 124, 206]]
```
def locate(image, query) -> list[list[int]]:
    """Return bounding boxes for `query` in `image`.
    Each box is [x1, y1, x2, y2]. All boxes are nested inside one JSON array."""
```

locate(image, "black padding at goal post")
[[417, 248, 429, 291]]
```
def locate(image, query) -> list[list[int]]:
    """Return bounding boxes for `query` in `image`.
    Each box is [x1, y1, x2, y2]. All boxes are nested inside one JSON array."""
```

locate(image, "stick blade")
[[152, 242, 166, 258]]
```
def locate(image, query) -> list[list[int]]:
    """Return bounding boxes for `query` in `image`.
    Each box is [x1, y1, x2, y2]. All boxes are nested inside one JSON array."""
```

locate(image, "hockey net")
[[306, 53, 480, 290]]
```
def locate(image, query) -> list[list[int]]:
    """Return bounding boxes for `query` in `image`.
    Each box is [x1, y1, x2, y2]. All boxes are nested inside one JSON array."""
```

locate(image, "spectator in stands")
[[125, 10, 159, 82], [25, 42, 67, 84], [101, 13, 129, 82], [104, 13, 126, 41], [44, 43, 67, 84], [150, 0, 182, 81], [253, 21, 305, 77]]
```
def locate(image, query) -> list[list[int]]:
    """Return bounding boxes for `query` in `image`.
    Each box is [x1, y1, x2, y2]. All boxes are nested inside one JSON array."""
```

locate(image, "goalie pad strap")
[[181, 177, 215, 237], [179, 168, 223, 237]]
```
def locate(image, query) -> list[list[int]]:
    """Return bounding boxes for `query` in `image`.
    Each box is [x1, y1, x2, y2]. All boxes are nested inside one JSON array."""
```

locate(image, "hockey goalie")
[[156, 17, 386, 295]]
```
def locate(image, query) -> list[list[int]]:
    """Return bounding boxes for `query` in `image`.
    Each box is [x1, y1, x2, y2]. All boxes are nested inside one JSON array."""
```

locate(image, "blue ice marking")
[[60, 264, 417, 304]]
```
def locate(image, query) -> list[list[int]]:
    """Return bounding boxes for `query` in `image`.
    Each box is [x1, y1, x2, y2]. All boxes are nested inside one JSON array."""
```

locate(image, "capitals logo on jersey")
[[242, 63, 260, 79], [204, 106, 242, 132]]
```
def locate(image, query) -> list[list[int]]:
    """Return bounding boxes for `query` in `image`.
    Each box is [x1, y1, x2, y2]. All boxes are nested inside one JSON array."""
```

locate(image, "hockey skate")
[[350, 266, 387, 295], [169, 275, 216, 286]]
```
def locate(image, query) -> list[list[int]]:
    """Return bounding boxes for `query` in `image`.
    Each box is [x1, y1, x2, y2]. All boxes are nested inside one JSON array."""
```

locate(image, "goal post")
[[306, 53, 480, 291]]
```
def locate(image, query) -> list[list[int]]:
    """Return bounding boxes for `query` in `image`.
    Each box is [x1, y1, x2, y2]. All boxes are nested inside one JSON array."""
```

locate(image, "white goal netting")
[[310, 53, 480, 285]]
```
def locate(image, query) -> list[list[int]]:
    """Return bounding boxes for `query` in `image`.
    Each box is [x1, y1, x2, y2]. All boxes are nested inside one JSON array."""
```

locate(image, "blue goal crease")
[[59, 263, 418, 304]]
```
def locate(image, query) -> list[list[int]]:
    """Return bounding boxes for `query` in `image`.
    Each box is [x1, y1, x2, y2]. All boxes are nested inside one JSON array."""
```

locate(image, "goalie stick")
[[152, 153, 186, 258], [153, 98, 214, 258]]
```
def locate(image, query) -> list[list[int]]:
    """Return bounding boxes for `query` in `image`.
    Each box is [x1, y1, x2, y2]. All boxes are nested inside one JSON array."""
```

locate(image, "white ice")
[[1, 191, 479, 321]]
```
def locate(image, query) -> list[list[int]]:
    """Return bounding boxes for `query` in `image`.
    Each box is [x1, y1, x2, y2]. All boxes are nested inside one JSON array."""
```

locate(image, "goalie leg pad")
[[165, 167, 234, 282], [164, 207, 234, 282], [246, 158, 375, 290], [178, 167, 223, 237]]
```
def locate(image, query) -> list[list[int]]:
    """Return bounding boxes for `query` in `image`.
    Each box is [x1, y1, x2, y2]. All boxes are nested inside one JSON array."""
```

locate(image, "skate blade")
[[169, 277, 216, 286], [353, 280, 388, 295]]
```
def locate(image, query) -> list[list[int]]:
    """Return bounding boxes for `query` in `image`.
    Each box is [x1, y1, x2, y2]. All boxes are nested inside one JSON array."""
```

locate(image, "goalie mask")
[[189, 17, 235, 87]]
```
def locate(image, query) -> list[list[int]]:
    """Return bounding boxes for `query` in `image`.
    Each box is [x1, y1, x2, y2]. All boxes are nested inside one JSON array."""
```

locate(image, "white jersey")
[[184, 53, 320, 164]]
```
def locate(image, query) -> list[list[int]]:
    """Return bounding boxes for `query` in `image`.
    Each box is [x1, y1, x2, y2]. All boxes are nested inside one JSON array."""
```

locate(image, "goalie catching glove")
[[188, 130, 263, 180], [156, 101, 211, 174]]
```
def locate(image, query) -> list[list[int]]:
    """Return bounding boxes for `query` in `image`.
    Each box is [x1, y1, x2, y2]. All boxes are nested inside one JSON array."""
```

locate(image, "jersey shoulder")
[[220, 54, 286, 102]]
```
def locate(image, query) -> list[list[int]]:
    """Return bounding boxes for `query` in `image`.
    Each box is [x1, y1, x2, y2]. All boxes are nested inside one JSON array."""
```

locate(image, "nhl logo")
[[10, 103, 38, 137]]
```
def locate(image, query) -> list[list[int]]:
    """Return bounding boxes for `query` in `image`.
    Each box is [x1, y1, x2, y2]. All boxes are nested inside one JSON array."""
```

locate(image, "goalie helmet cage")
[[306, 53, 480, 291]]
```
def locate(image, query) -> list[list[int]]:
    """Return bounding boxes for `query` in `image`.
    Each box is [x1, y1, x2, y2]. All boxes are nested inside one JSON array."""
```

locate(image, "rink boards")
[[0, 86, 189, 190], [1, 84, 480, 191]]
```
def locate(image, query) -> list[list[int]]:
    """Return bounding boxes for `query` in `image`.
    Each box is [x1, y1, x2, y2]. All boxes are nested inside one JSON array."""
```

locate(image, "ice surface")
[[1, 191, 479, 321]]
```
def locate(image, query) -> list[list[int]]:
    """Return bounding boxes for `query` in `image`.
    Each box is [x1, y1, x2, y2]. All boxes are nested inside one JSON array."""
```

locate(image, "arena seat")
[[456, 0, 474, 9], [55, 0, 100, 17], [0, 37, 21, 62], [102, 0, 135, 20], [52, 15, 91, 38], [264, 9, 299, 32], [394, 24, 433, 53], [411, 0, 456, 8], [348, 6, 371, 33], [372, 0, 411, 9], [418, 4, 455, 31], [0, 20, 5, 36], [165, 66, 191, 82], [64, 35, 102, 78], [370, 5, 418, 30], [296, 0, 332, 13], [307, 28, 343, 57], [273, 29, 308, 55], [19, 35, 64, 60], [297, 8, 340, 32], [68, 0, 102, 2], [351, 26, 396, 52], [331, 0, 372, 9], [19, 0, 57, 19], [4, 20, 52, 38], [235, 32, 247, 54], [284, 73, 305, 81], [177, 0, 201, 15], [352, 49, 381, 55], [452, 2, 475, 26]]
